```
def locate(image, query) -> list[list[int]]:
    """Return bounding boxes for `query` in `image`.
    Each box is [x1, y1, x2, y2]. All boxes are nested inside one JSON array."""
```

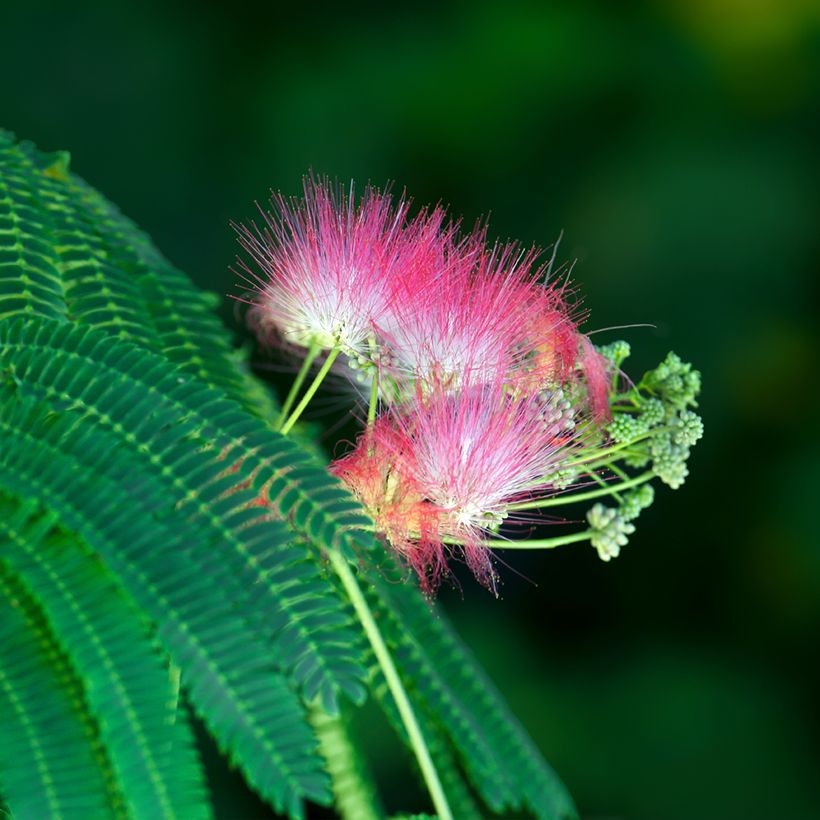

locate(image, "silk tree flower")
[[337, 204, 457, 399], [232, 176, 413, 356], [331, 381, 579, 592], [376, 233, 556, 391], [402, 382, 577, 528]]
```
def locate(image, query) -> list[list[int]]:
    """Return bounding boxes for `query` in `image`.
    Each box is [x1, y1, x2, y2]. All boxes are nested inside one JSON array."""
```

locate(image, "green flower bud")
[[671, 409, 704, 447], [640, 398, 665, 428], [620, 484, 655, 521], [546, 464, 580, 490], [598, 340, 631, 366], [623, 451, 652, 469], [644, 352, 701, 409], [607, 414, 647, 443], [650, 432, 690, 489], [587, 503, 635, 561]]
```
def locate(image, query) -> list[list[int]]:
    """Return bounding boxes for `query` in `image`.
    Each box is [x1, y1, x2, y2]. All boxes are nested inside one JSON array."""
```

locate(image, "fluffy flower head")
[[234, 177, 411, 355], [378, 236, 553, 389], [578, 335, 613, 422], [399, 382, 576, 529], [332, 380, 579, 592]]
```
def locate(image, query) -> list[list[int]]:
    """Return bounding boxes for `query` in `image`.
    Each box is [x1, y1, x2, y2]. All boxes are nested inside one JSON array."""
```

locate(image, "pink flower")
[[377, 233, 553, 389], [233, 177, 411, 355], [512, 287, 583, 394], [331, 381, 578, 592], [400, 382, 576, 529]]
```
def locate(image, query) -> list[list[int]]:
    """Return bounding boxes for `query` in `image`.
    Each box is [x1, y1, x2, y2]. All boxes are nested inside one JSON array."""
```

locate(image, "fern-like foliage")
[[0, 130, 275, 418], [0, 563, 120, 819], [0, 492, 207, 819], [0, 130, 576, 819]]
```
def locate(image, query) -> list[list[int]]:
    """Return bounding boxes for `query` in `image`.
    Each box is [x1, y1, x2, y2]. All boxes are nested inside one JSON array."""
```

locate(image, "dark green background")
[[3, 2, 819, 818]]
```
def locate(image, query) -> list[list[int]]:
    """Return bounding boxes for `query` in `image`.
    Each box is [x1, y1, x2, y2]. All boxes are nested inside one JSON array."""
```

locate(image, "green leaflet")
[[0, 129, 278, 420], [309, 705, 384, 820], [0, 135, 68, 322], [65, 169, 278, 419], [388, 815, 438, 820], [0, 492, 210, 820], [0, 563, 121, 819]]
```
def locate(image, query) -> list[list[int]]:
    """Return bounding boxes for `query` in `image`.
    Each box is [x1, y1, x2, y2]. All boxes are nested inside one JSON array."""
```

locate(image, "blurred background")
[[3, 1, 819, 817]]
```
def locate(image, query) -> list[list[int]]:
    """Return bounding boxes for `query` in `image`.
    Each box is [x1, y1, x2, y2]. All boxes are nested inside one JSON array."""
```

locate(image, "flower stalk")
[[275, 340, 321, 431], [453, 530, 593, 549], [278, 385, 452, 818], [325, 547, 453, 820], [279, 346, 341, 435], [508, 471, 654, 510], [366, 337, 380, 433]]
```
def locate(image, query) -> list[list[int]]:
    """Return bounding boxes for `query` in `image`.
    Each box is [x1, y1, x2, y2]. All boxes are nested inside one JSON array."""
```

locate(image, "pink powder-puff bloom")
[[512, 288, 613, 423], [401, 382, 577, 530], [332, 381, 579, 593], [233, 177, 413, 356], [377, 233, 553, 390]]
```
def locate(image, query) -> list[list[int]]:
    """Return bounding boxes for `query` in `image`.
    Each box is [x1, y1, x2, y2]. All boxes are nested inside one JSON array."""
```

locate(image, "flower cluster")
[[331, 383, 579, 592], [234, 178, 703, 594]]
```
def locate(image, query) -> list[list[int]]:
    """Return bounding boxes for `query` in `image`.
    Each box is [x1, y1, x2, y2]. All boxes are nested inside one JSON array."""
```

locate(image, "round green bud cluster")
[[639, 397, 665, 428], [671, 409, 704, 448], [649, 432, 690, 489], [346, 352, 371, 372], [643, 352, 701, 410], [574, 349, 702, 561], [545, 463, 580, 490], [345, 351, 380, 389], [620, 483, 655, 521], [597, 339, 631, 367], [587, 502, 635, 561], [607, 413, 647, 444]]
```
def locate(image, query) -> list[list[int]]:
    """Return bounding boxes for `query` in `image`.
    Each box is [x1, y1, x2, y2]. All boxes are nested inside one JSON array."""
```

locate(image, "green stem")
[[609, 463, 630, 480], [509, 472, 654, 511], [570, 448, 647, 476], [366, 369, 380, 458], [563, 425, 673, 470], [326, 548, 453, 820], [275, 341, 321, 431], [479, 530, 593, 549], [586, 470, 611, 490], [563, 437, 647, 469], [366, 337, 379, 434], [280, 347, 341, 435], [367, 369, 379, 430]]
